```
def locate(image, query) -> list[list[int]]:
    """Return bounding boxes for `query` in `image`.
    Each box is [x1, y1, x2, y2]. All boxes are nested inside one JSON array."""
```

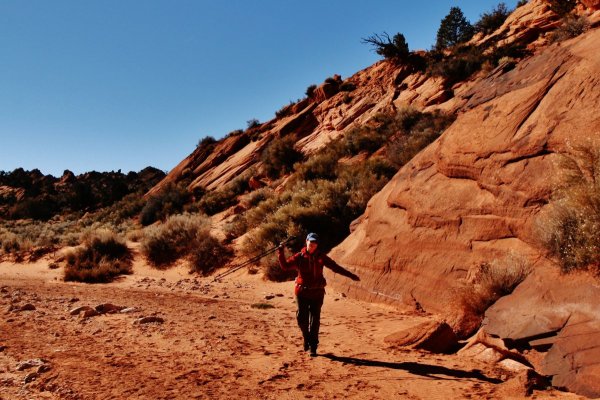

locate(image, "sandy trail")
[[0, 253, 582, 399]]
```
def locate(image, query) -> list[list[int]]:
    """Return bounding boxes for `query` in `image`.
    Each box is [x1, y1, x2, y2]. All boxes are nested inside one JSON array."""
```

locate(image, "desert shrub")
[[386, 110, 456, 167], [247, 119, 260, 130], [305, 84, 317, 98], [537, 147, 600, 275], [63, 230, 132, 283], [141, 213, 230, 274], [188, 234, 232, 276], [9, 196, 59, 221], [261, 136, 304, 179], [362, 32, 410, 61], [339, 82, 356, 92], [427, 45, 485, 85], [474, 3, 511, 35], [223, 215, 249, 241], [451, 253, 531, 337], [549, 0, 576, 16], [516, 0, 528, 7], [197, 136, 216, 150], [140, 182, 191, 226], [549, 15, 589, 43], [197, 173, 250, 215], [293, 151, 339, 182]]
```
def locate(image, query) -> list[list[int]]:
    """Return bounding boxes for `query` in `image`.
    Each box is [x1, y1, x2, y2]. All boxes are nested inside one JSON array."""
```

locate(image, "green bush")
[[474, 3, 511, 35], [141, 213, 230, 274], [305, 84, 317, 98], [197, 173, 250, 215], [63, 230, 132, 283], [435, 6, 474, 50], [140, 182, 191, 226], [261, 136, 304, 179]]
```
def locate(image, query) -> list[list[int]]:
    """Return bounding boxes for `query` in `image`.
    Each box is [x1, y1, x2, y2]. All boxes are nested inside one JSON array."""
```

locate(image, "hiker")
[[278, 232, 360, 356]]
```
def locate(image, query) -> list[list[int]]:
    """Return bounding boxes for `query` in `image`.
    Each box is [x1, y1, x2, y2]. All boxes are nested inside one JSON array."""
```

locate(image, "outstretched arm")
[[278, 246, 298, 271], [323, 255, 360, 281]]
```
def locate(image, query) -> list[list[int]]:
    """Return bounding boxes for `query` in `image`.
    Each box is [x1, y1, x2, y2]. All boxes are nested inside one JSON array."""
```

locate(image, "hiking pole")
[[213, 237, 295, 281]]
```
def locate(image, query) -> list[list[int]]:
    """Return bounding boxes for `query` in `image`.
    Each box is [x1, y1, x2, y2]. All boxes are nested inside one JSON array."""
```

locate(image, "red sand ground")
[[0, 249, 584, 399]]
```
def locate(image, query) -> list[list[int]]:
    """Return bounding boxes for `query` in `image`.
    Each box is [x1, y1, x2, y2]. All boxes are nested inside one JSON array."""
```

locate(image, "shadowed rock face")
[[328, 27, 600, 397]]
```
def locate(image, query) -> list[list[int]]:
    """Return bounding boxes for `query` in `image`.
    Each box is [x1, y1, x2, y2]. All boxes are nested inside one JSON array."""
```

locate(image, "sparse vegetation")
[[141, 213, 230, 274], [63, 230, 133, 283], [549, 15, 589, 43], [305, 84, 317, 98], [537, 147, 600, 276], [451, 253, 532, 337]]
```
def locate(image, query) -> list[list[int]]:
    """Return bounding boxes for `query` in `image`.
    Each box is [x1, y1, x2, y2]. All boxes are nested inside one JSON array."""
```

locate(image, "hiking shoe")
[[303, 340, 310, 351], [310, 346, 317, 357]]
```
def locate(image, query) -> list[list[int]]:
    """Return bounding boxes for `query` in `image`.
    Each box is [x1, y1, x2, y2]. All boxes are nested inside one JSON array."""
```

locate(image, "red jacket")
[[278, 248, 356, 290]]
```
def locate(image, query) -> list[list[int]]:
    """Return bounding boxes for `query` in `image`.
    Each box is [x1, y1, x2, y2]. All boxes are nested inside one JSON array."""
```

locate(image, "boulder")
[[69, 306, 94, 316], [384, 320, 458, 354], [497, 369, 550, 398], [95, 303, 126, 314], [134, 316, 164, 325]]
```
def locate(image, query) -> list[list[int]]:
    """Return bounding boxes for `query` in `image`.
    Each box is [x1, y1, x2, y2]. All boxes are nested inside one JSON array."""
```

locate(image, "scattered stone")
[[24, 372, 38, 383], [0, 345, 6, 352], [95, 303, 125, 314], [37, 364, 52, 373], [120, 307, 139, 314], [384, 320, 458, 354], [69, 297, 79, 303], [265, 295, 275, 300], [69, 306, 94, 316], [499, 358, 532, 373], [19, 304, 36, 311], [208, 315, 216, 320], [81, 309, 100, 319], [16, 359, 47, 371], [134, 316, 164, 325]]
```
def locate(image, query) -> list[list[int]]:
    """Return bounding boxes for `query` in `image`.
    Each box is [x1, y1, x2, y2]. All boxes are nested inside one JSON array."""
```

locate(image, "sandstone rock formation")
[[328, 22, 600, 399]]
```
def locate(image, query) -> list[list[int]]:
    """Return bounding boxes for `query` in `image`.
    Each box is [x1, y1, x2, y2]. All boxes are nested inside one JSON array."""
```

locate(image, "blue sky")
[[0, 0, 518, 176]]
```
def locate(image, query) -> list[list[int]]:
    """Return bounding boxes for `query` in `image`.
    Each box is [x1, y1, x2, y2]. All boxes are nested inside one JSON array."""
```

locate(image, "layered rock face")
[[328, 27, 600, 397]]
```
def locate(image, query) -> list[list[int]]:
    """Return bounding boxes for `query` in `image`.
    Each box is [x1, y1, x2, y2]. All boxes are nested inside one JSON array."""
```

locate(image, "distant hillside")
[[0, 167, 165, 221]]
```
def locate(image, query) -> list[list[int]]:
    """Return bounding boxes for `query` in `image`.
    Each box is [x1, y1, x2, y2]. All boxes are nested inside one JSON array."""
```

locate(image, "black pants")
[[296, 290, 325, 348]]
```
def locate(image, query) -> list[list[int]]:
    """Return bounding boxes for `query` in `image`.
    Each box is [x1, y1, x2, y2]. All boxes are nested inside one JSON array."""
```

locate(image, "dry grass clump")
[[549, 15, 589, 43], [63, 230, 133, 283], [451, 253, 531, 338], [537, 147, 600, 275], [141, 213, 230, 275]]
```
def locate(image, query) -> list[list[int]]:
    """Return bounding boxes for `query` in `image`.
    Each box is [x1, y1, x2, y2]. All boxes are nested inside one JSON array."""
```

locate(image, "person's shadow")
[[320, 353, 502, 384]]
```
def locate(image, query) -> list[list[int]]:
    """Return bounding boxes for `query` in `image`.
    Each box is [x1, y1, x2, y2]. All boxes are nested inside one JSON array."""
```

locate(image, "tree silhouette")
[[435, 7, 474, 50], [362, 32, 409, 61]]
